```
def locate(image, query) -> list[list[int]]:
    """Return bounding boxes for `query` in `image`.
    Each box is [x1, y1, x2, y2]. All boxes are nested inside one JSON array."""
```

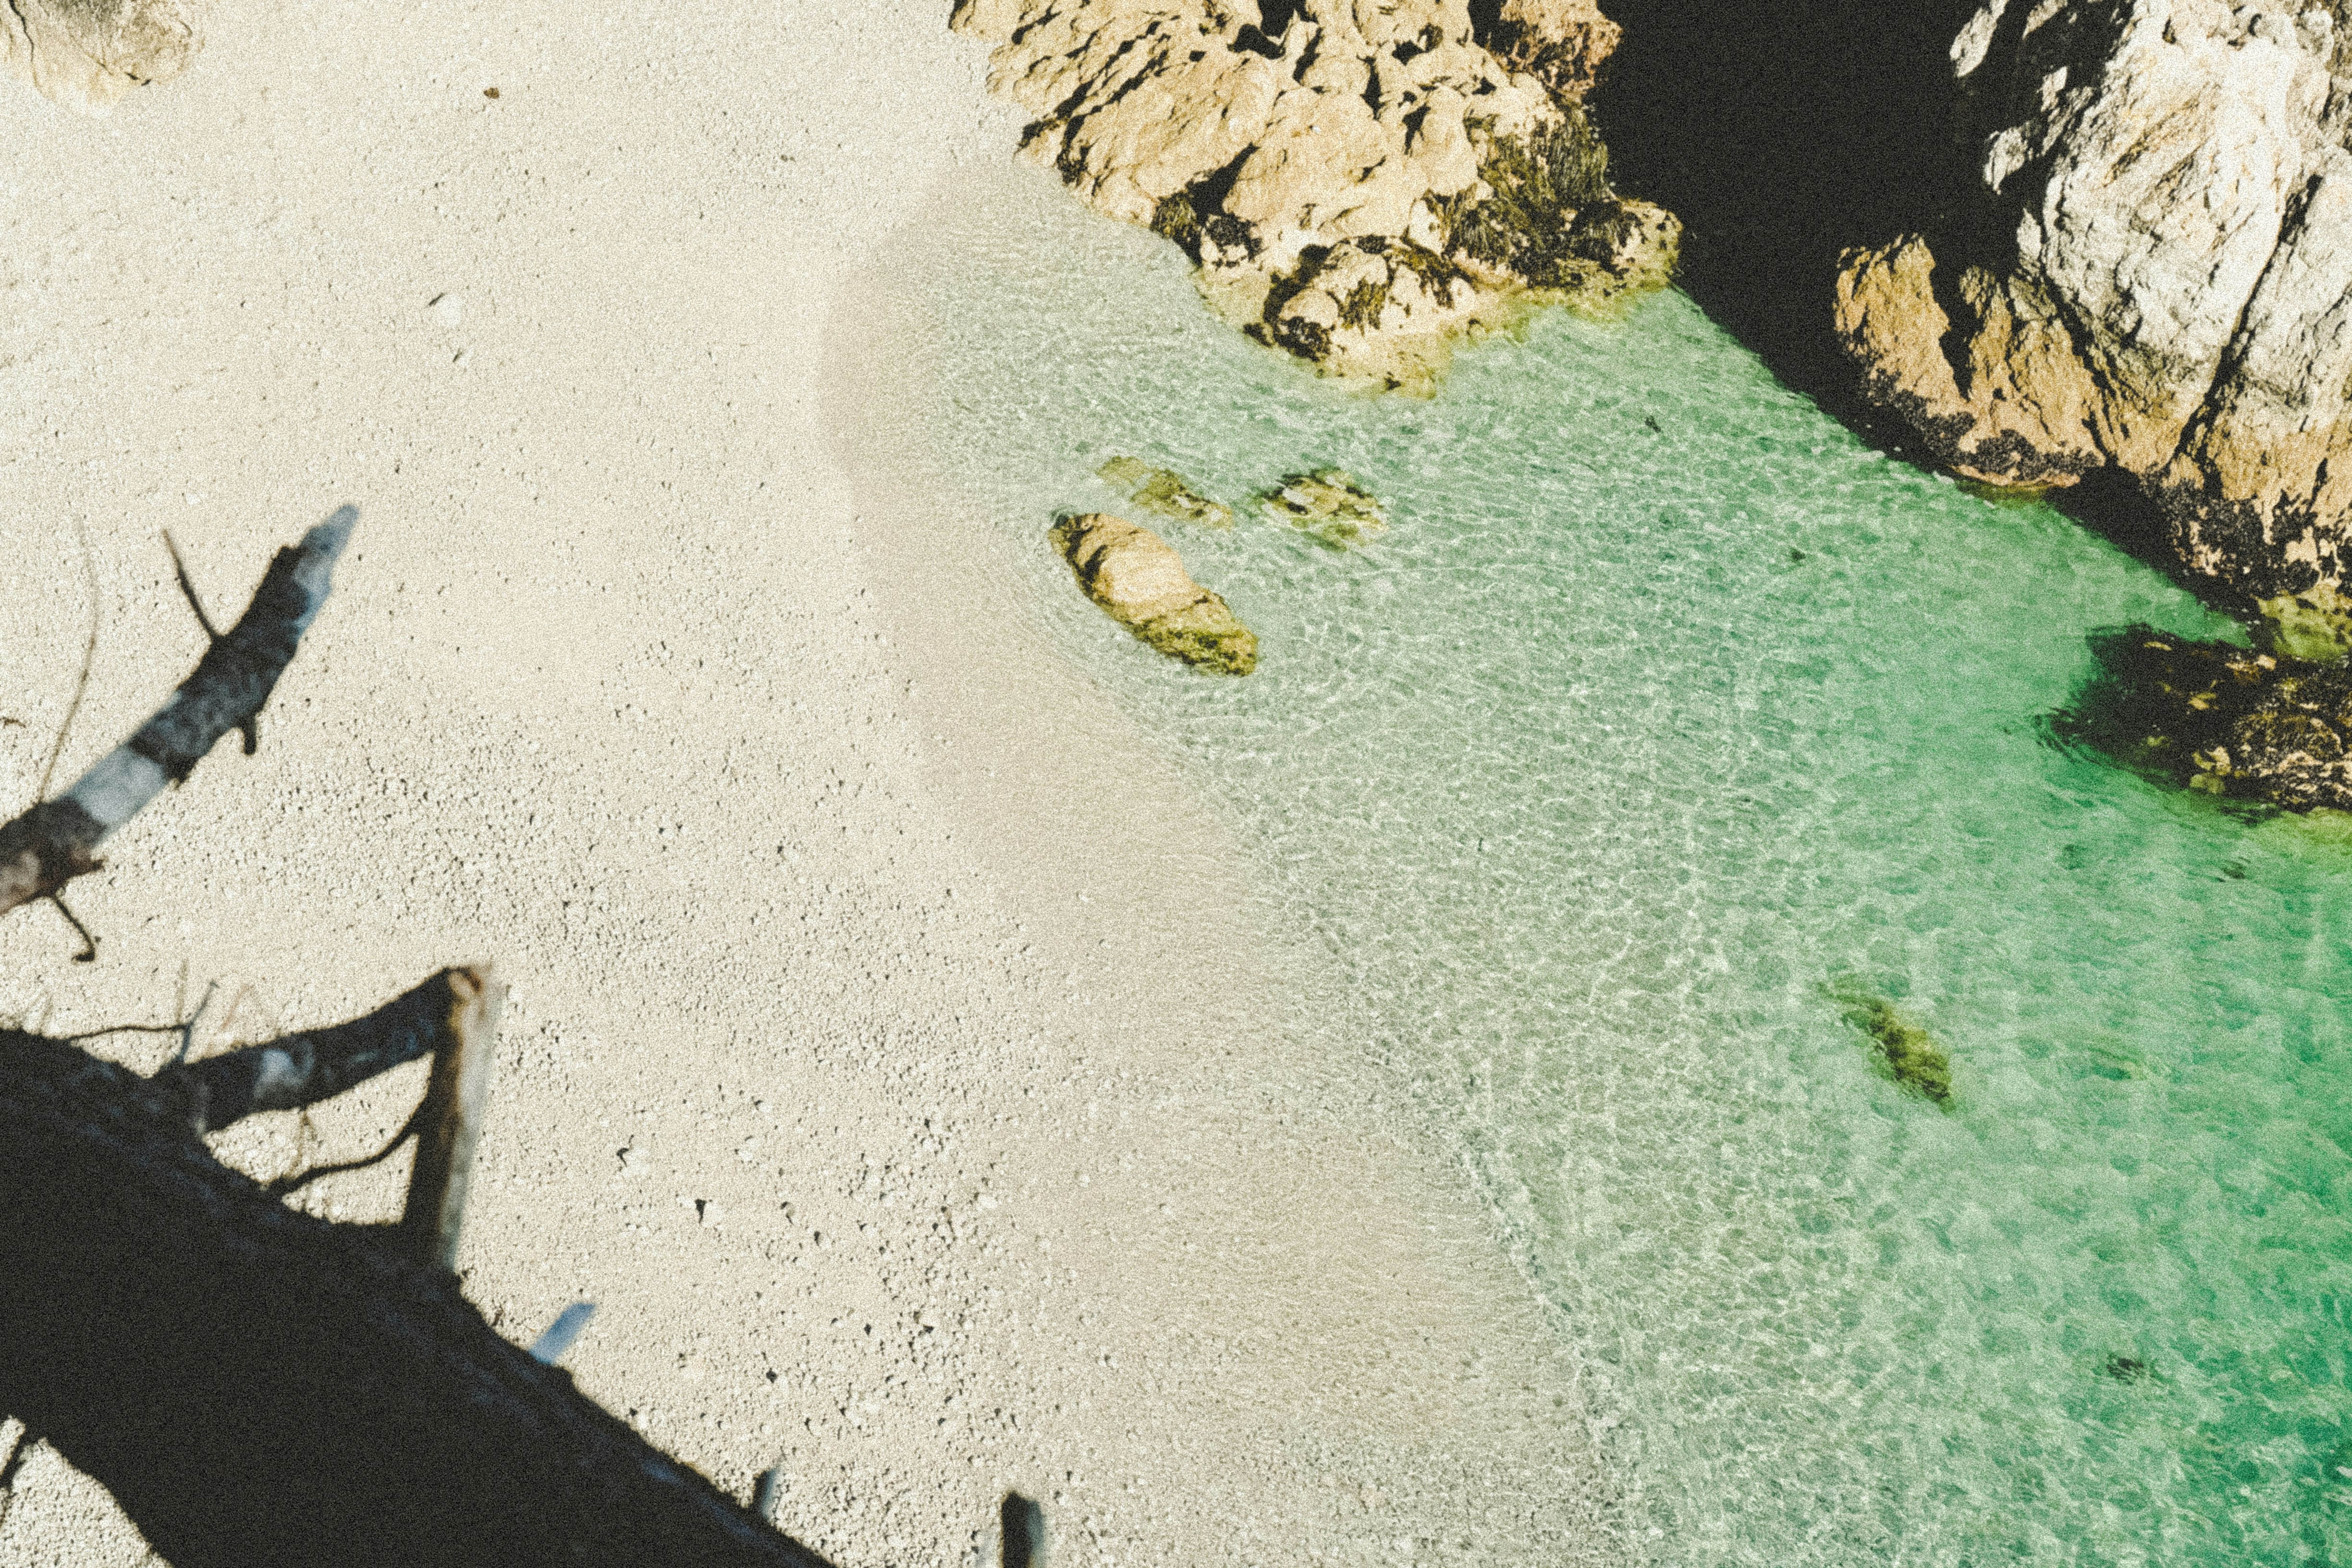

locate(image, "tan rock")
[[1832, 235, 2103, 487], [1050, 512, 1259, 674], [952, 0, 1674, 390], [2, 0, 201, 112]]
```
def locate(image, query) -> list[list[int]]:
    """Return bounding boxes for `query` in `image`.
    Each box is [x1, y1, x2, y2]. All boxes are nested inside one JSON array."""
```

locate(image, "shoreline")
[[0, 3, 1615, 1563], [820, 154, 1624, 1564]]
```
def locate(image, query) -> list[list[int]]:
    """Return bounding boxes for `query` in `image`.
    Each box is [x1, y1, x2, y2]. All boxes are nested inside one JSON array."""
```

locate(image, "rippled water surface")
[[850, 169, 2352, 1565]]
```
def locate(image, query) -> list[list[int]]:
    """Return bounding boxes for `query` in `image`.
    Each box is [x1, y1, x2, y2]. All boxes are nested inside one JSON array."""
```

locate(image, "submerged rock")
[[2053, 627, 2352, 813], [1832, 1, 2352, 652], [1050, 512, 1259, 674], [950, 0, 1677, 391], [2, 0, 200, 112], [1257, 469, 1387, 549], [1095, 456, 1236, 530], [1827, 982, 1954, 1109]]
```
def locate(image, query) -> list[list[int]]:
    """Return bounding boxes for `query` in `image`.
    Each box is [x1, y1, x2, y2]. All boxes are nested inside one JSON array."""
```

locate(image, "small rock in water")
[[1258, 469, 1388, 549], [1096, 456, 1234, 530], [2101, 1354, 2151, 1383], [1050, 512, 1257, 675], [1826, 980, 1954, 1109]]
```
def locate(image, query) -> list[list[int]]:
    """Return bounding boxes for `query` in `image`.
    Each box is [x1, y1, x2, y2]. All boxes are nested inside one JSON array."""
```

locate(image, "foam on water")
[[848, 168, 2352, 1565]]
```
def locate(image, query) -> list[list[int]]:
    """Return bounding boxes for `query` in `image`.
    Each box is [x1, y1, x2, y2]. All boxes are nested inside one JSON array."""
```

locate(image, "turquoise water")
[[853, 175, 2352, 1565]]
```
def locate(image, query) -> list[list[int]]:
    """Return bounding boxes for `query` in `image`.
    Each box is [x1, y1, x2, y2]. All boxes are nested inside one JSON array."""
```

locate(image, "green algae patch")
[[1096, 456, 1236, 530], [1131, 594, 1259, 675], [1257, 469, 1388, 549], [1828, 980, 1954, 1109]]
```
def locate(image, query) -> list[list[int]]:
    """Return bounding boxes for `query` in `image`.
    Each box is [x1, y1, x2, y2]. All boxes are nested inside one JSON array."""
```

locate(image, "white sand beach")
[[0, 3, 1612, 1563]]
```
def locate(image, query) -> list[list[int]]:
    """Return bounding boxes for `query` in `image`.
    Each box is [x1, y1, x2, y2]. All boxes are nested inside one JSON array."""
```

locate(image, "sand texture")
[[0, 2, 1613, 1563]]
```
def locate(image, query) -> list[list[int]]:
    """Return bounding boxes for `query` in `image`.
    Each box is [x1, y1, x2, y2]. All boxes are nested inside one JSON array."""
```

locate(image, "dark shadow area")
[[2040, 466, 2191, 586], [1593, 0, 1984, 406], [1591, 2, 2237, 618]]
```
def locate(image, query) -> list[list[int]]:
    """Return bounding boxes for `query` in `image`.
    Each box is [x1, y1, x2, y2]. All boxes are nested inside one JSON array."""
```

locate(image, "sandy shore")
[[0, 3, 1615, 1563]]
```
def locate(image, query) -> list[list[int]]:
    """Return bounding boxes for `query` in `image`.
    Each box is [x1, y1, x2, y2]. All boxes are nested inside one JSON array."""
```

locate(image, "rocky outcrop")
[[2, 0, 200, 112], [1833, 0, 2352, 651], [951, 0, 1678, 391], [1257, 468, 1387, 547], [1050, 512, 1260, 674], [1096, 456, 1237, 529], [2057, 625, 2352, 811]]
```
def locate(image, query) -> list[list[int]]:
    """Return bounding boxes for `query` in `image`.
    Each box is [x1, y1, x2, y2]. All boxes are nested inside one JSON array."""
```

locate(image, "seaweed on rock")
[[1257, 469, 1388, 549], [2050, 626, 2352, 813], [1383, 238, 1473, 308], [1150, 189, 1202, 251], [1337, 275, 1390, 332], [1250, 236, 1483, 386], [1827, 980, 1954, 1108], [1443, 108, 1610, 281]]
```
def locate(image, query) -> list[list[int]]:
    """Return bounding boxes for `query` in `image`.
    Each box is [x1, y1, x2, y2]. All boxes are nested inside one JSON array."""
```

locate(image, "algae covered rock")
[[1258, 469, 1388, 549], [1434, 104, 1679, 303], [1827, 981, 1953, 1109], [1050, 512, 1258, 675], [1095, 456, 1235, 530], [2052, 626, 2352, 813]]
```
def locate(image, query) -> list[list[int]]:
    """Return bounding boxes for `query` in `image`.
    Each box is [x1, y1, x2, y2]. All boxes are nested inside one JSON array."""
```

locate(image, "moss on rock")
[[1257, 469, 1388, 549], [1096, 456, 1235, 530], [2051, 625, 2352, 812], [1828, 980, 1954, 1108]]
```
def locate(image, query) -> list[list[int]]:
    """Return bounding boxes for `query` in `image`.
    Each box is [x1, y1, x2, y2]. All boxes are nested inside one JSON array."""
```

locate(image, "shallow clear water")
[[853, 172, 2352, 1565]]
